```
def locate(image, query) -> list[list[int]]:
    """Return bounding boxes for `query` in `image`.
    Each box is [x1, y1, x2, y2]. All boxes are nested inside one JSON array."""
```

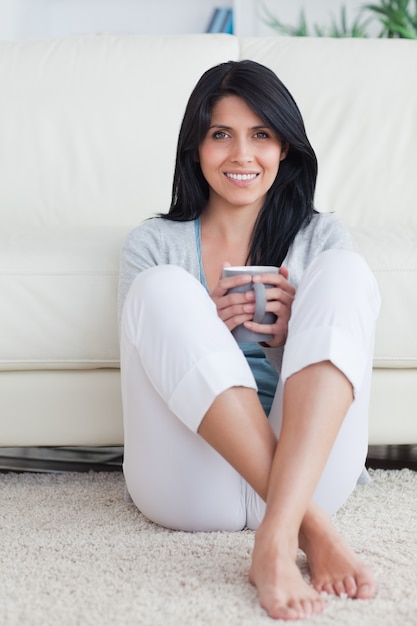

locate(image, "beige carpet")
[[1, 468, 416, 626]]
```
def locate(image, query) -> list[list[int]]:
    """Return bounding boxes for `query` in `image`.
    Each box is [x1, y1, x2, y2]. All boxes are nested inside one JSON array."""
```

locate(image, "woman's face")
[[198, 95, 287, 215]]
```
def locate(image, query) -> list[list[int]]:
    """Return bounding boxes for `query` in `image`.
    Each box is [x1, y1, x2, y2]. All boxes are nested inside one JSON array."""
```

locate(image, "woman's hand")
[[210, 270, 258, 332], [210, 266, 295, 348], [245, 267, 295, 347]]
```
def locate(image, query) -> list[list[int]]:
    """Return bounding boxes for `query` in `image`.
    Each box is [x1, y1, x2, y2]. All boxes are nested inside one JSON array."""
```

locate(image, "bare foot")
[[300, 505, 376, 600], [249, 526, 325, 620]]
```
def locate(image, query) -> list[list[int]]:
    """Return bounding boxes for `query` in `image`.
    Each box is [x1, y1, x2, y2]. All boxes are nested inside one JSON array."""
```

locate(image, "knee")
[[130, 264, 191, 297], [305, 250, 380, 312], [122, 265, 211, 339], [125, 265, 198, 312], [308, 249, 368, 282]]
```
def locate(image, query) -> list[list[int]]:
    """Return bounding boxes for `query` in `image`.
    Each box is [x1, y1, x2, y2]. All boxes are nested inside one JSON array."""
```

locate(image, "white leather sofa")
[[0, 34, 416, 447]]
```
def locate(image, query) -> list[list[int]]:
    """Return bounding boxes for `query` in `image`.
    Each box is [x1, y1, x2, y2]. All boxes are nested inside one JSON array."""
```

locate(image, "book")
[[207, 7, 233, 34]]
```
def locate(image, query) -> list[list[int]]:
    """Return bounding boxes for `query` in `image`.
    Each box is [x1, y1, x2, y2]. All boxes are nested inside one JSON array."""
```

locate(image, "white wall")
[[0, 0, 232, 40], [0, 0, 25, 39]]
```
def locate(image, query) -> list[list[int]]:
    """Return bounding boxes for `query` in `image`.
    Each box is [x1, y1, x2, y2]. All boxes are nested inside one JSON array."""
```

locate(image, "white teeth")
[[226, 173, 257, 181]]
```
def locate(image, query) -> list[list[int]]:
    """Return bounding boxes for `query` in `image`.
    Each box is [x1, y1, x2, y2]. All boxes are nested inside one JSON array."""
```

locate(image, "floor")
[[366, 444, 417, 471], [0, 446, 124, 473], [0, 445, 416, 473]]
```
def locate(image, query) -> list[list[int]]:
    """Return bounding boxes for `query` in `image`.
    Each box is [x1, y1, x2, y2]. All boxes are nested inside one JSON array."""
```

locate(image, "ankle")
[[255, 519, 299, 558]]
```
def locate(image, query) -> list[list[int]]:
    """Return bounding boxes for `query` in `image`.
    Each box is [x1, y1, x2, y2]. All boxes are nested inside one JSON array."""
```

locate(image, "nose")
[[231, 136, 253, 164]]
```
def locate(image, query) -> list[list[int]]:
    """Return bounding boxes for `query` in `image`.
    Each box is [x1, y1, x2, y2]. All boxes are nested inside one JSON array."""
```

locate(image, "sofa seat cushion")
[[0, 226, 127, 370], [2, 224, 414, 372], [351, 227, 417, 369]]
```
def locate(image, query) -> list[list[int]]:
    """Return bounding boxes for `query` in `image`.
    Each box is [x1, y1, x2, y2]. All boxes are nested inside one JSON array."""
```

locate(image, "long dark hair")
[[162, 60, 318, 266]]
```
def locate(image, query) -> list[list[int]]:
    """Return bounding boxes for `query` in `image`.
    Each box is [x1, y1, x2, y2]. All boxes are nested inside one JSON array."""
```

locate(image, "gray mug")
[[222, 266, 278, 342]]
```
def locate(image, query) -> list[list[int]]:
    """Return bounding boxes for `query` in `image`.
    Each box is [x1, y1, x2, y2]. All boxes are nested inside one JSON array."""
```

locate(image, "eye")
[[254, 131, 270, 139], [212, 130, 230, 140]]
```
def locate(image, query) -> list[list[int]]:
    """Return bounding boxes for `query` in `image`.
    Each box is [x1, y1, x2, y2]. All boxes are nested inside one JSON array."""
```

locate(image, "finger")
[[279, 265, 289, 280], [263, 287, 295, 307], [211, 273, 253, 299], [243, 315, 289, 345], [216, 290, 255, 314], [243, 320, 277, 336], [252, 273, 295, 297], [224, 311, 256, 331], [222, 302, 256, 320]]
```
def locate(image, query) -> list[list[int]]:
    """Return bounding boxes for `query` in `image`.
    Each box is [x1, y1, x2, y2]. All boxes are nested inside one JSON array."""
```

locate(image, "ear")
[[280, 141, 289, 161]]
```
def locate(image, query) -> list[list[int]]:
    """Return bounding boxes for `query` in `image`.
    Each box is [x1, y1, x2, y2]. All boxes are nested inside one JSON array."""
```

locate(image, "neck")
[[199, 208, 259, 278], [200, 203, 259, 245]]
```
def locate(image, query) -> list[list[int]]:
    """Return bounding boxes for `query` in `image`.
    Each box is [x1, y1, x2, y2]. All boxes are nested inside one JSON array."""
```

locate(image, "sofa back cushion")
[[240, 36, 417, 230], [0, 34, 239, 228]]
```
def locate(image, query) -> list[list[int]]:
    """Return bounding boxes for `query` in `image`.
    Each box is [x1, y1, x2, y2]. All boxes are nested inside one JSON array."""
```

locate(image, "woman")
[[118, 60, 380, 620]]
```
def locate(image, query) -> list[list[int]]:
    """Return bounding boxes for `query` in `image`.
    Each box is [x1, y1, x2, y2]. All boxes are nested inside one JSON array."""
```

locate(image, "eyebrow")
[[208, 124, 270, 130]]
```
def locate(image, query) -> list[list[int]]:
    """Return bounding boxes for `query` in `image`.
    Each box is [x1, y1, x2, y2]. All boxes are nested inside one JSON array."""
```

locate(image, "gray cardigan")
[[118, 212, 352, 371]]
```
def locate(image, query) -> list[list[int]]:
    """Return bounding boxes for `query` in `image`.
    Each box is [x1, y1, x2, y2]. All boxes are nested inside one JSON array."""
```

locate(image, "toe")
[[357, 582, 375, 599], [343, 575, 358, 598], [299, 599, 313, 618], [322, 582, 336, 596], [267, 602, 301, 621], [334, 580, 346, 596], [314, 596, 326, 614], [300, 598, 324, 617], [356, 568, 376, 599]]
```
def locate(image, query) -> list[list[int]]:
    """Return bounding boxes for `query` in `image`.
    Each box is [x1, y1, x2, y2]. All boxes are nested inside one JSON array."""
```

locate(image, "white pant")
[[120, 250, 381, 531]]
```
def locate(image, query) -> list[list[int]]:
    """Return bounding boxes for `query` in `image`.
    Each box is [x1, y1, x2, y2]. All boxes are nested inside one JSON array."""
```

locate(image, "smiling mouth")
[[225, 172, 259, 181]]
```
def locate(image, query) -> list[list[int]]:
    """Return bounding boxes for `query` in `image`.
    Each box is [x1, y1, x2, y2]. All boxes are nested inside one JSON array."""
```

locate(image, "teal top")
[[194, 219, 278, 416]]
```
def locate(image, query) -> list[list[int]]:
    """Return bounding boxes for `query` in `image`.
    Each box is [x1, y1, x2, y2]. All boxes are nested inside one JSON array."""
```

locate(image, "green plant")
[[262, 5, 310, 37], [364, 0, 417, 38], [262, 4, 371, 38], [262, 0, 417, 39]]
